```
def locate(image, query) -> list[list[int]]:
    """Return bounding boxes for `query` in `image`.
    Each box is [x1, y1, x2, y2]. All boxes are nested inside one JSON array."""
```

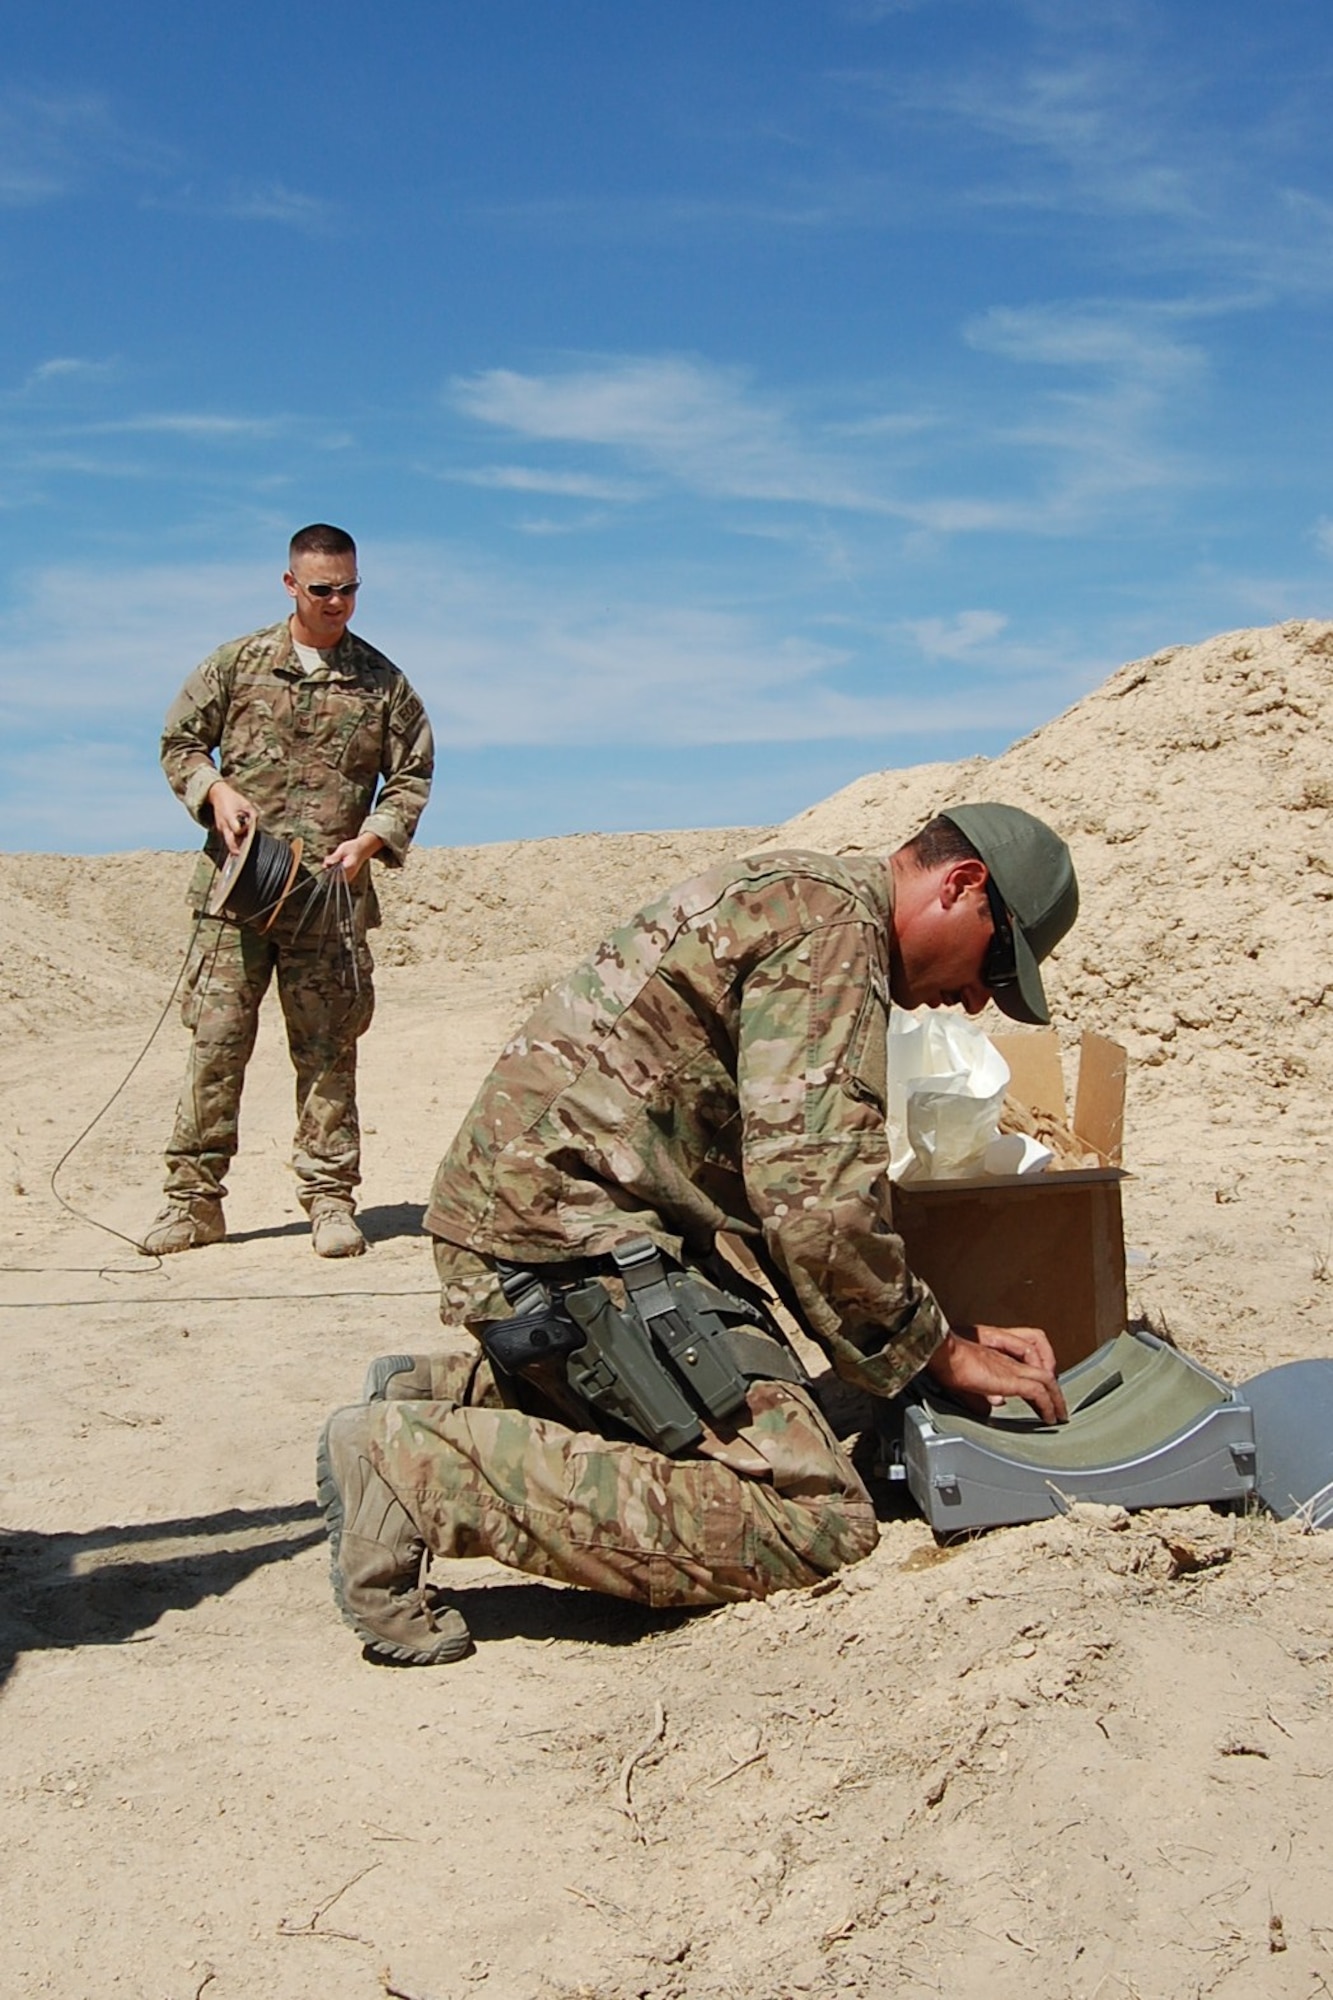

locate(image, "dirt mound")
[[0, 833, 762, 1038], [0, 852, 191, 1039], [784, 620, 1333, 1117], [375, 825, 764, 982]]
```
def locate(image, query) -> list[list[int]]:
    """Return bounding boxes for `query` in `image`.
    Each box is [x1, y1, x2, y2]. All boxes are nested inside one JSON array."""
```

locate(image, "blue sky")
[[3, 0, 1333, 852]]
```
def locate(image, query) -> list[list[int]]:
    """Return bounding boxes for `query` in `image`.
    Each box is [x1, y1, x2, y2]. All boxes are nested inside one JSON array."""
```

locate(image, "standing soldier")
[[142, 524, 434, 1260]]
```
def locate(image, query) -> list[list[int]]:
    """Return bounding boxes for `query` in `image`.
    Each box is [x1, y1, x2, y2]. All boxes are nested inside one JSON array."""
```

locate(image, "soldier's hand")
[[971, 1321, 1060, 1379], [206, 780, 256, 854], [924, 1325, 1068, 1425], [323, 831, 385, 882]]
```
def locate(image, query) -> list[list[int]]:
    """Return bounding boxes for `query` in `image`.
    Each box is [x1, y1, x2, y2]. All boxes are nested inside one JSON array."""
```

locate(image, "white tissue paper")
[[887, 1010, 1050, 1182], [981, 1131, 1055, 1177]]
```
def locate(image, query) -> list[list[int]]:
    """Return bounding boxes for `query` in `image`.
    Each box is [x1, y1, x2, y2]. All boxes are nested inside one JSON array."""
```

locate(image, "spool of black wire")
[[204, 819, 361, 996], [206, 819, 306, 932]]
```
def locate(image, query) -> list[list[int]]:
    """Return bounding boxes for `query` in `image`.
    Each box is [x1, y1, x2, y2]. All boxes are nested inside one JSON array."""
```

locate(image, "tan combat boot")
[[140, 1195, 226, 1256], [316, 1405, 471, 1666], [310, 1199, 367, 1259], [361, 1351, 499, 1405], [362, 1354, 450, 1401]]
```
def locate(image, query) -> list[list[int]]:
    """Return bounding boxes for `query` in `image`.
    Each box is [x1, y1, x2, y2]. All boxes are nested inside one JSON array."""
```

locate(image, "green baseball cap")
[[940, 803, 1079, 1026]]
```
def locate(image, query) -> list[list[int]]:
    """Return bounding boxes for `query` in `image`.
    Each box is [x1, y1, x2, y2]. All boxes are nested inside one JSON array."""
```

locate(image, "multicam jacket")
[[160, 619, 434, 927], [426, 850, 949, 1399]]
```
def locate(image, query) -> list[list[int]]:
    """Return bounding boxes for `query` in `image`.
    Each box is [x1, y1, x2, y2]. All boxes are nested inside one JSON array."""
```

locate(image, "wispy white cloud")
[[450, 464, 650, 503], [836, 19, 1333, 311], [19, 356, 118, 394], [144, 179, 336, 231], [0, 405, 352, 499], [953, 300, 1204, 524], [0, 87, 172, 206], [0, 543, 1080, 774], [906, 610, 1009, 661], [365, 545, 1105, 751], [83, 412, 288, 440], [451, 356, 888, 512], [0, 560, 273, 727], [472, 32, 1333, 312], [8, 449, 156, 480], [1280, 187, 1333, 233], [959, 61, 1198, 221], [1248, 186, 1333, 299], [450, 340, 1194, 540], [822, 600, 1105, 693], [966, 302, 1202, 383], [0, 86, 328, 234], [217, 181, 332, 228], [475, 191, 862, 236], [829, 410, 941, 441], [513, 511, 616, 537], [837, 39, 1203, 225]]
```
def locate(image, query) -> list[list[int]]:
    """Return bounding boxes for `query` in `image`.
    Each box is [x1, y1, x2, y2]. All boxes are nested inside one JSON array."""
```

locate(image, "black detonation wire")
[[47, 907, 209, 1267], [298, 852, 363, 998], [229, 829, 362, 996], [220, 826, 304, 928], [1, 1285, 438, 1304]]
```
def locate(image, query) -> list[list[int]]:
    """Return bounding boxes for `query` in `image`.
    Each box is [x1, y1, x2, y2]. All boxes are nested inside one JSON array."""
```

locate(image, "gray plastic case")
[[1243, 1358, 1333, 1528], [895, 1331, 1258, 1532]]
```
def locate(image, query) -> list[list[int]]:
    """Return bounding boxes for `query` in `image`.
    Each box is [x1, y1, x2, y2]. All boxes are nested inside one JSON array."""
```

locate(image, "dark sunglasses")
[[982, 875, 1020, 991], [301, 577, 361, 599]]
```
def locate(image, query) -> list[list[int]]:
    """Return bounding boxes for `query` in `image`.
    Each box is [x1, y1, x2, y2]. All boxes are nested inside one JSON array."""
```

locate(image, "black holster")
[[476, 1237, 805, 1456]]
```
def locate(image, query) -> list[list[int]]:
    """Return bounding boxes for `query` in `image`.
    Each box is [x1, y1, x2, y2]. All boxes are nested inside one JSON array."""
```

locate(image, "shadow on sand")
[[438, 1577, 694, 1655], [225, 1201, 427, 1249], [0, 1498, 700, 1683], [0, 1500, 325, 1692]]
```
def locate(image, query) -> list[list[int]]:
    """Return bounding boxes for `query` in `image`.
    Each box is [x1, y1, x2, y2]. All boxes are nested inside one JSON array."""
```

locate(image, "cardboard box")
[[891, 1029, 1127, 1372]]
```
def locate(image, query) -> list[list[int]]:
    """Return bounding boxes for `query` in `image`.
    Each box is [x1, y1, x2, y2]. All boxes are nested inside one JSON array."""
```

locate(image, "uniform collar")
[[273, 619, 358, 682]]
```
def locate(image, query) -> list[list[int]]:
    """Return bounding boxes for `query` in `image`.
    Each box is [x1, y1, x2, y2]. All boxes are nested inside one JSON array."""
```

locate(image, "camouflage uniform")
[[382, 852, 952, 1608], [427, 850, 947, 1397], [159, 619, 433, 1206], [368, 1373, 878, 1611]]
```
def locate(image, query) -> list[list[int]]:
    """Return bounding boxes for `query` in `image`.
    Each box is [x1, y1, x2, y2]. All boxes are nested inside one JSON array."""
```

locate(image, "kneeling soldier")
[[319, 808, 1076, 1662]]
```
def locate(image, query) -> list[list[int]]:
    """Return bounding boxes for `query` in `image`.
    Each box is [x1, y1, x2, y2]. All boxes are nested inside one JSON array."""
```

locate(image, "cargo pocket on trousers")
[[179, 933, 220, 1031], [563, 1438, 758, 1601]]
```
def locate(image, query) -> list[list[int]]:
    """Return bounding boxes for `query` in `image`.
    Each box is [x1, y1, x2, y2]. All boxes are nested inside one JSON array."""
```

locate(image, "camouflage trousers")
[[164, 915, 374, 1207], [360, 1238, 879, 1612]]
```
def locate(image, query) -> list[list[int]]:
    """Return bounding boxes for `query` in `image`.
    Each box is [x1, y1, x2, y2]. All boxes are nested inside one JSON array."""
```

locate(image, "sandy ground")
[[3, 621, 1333, 2000]]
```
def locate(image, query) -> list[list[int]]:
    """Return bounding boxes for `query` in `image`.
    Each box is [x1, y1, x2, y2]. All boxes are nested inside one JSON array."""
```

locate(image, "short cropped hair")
[[900, 813, 983, 871], [289, 523, 356, 562]]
